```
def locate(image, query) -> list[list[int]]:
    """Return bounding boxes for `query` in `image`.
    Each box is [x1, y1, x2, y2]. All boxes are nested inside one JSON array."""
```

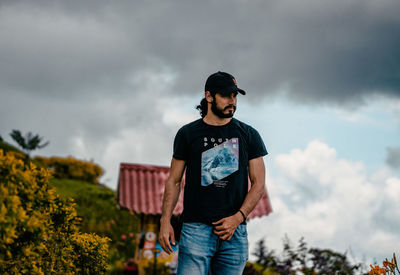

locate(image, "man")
[[159, 71, 268, 275]]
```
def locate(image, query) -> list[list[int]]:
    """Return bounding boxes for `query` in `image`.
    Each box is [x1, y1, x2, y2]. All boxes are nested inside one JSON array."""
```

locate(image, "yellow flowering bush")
[[34, 156, 103, 184], [0, 150, 110, 274], [70, 233, 110, 274]]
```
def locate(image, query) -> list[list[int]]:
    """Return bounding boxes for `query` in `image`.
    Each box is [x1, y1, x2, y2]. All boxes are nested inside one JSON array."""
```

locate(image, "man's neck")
[[203, 113, 232, 126]]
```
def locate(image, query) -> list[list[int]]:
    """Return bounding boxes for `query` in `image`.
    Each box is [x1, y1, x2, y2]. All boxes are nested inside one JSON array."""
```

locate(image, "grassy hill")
[[49, 178, 139, 238], [0, 140, 24, 154], [0, 140, 138, 238], [50, 178, 140, 274]]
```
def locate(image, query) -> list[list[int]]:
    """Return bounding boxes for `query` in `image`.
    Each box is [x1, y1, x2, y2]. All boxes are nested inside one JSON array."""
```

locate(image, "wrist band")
[[238, 209, 246, 222]]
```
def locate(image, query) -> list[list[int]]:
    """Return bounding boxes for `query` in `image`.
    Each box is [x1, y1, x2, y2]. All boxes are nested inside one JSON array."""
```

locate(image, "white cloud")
[[248, 140, 400, 264], [384, 177, 400, 202], [331, 108, 371, 123]]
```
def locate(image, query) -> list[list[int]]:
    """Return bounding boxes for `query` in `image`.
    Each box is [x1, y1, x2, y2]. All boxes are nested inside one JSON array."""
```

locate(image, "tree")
[[247, 237, 367, 275], [253, 239, 267, 265], [9, 130, 49, 158]]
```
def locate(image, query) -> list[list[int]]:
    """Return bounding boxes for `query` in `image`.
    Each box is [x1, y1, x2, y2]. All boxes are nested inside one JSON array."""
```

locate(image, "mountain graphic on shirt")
[[201, 138, 239, 186]]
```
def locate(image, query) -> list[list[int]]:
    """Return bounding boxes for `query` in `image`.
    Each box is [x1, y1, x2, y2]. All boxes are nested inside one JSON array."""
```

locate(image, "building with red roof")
[[117, 162, 272, 220]]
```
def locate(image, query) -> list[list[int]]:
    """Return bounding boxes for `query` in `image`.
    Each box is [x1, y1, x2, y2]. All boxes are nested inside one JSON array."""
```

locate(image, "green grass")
[[51, 178, 115, 221], [0, 140, 24, 154], [49, 178, 140, 273], [49, 178, 139, 237]]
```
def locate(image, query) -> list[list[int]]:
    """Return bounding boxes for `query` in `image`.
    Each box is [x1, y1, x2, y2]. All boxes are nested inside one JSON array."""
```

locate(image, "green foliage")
[[70, 233, 110, 274], [247, 236, 367, 275], [0, 149, 110, 274], [142, 259, 170, 275], [9, 130, 49, 157], [49, 178, 139, 236], [254, 239, 268, 265], [35, 156, 103, 184], [0, 140, 25, 155], [49, 177, 140, 272]]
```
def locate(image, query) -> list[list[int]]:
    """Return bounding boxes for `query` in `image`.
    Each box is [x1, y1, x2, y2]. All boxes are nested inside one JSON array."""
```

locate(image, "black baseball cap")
[[205, 71, 246, 96]]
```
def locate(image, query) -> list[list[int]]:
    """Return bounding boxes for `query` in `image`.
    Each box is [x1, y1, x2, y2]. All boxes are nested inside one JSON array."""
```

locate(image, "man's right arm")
[[159, 157, 186, 254]]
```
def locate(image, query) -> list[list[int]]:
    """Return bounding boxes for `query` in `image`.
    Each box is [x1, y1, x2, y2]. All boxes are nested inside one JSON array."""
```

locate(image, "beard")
[[211, 100, 236, 118]]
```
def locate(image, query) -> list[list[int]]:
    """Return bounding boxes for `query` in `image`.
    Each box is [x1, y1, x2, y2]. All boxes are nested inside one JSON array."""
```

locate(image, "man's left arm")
[[213, 156, 266, 240]]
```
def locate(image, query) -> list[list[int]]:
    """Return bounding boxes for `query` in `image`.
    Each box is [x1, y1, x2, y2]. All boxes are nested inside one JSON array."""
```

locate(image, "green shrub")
[[0, 140, 24, 155], [247, 237, 367, 275], [0, 149, 110, 274], [49, 178, 140, 272], [35, 156, 103, 184]]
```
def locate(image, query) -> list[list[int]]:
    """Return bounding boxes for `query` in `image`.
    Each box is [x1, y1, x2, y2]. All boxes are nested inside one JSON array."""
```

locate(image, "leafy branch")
[[9, 130, 49, 158]]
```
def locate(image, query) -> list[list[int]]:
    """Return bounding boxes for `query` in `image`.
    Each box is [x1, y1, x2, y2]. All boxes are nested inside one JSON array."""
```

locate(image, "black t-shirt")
[[173, 118, 268, 224]]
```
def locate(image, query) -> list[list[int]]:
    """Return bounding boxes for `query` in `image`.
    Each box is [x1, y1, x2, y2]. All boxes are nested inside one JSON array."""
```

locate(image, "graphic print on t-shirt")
[[201, 138, 239, 187]]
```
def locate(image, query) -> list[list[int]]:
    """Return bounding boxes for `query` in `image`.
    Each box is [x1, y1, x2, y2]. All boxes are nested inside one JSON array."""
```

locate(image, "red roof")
[[117, 163, 272, 220]]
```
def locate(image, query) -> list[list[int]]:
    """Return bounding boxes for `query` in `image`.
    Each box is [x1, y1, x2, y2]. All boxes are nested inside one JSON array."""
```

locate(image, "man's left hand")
[[212, 212, 243, 241]]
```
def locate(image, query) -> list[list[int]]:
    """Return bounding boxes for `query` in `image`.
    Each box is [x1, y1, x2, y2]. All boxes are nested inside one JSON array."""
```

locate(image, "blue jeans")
[[177, 222, 248, 275]]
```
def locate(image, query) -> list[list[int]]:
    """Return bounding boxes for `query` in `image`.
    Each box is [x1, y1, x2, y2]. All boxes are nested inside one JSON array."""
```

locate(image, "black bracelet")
[[238, 209, 246, 222]]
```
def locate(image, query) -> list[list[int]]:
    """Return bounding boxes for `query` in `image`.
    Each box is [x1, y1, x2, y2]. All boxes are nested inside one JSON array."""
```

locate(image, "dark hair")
[[196, 98, 208, 118]]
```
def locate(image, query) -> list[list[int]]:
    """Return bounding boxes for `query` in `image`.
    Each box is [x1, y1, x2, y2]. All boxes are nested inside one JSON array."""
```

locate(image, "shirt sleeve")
[[173, 126, 189, 160], [248, 127, 268, 160]]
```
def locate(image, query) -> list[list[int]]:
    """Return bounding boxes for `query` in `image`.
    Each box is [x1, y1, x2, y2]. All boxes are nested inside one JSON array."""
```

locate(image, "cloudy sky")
[[1, 0, 400, 265]]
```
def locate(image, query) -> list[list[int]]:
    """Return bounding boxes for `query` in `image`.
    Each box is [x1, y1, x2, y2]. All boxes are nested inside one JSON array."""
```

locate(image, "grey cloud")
[[372, 190, 400, 236], [1, 0, 400, 105], [386, 147, 400, 169], [0, 76, 177, 190], [0, 1, 172, 100], [2, 0, 400, 189], [280, 178, 334, 211]]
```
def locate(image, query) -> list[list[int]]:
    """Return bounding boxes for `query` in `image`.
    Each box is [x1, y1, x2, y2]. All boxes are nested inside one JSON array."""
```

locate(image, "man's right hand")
[[159, 219, 176, 254]]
